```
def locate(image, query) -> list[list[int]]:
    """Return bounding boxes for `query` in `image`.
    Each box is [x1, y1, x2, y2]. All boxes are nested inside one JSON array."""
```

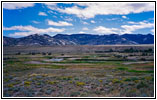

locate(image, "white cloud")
[[3, 3, 35, 10], [91, 20, 96, 23], [121, 21, 154, 34], [9, 32, 35, 37], [93, 26, 119, 34], [38, 12, 47, 16], [128, 20, 149, 24], [92, 20, 154, 35], [4, 25, 35, 31], [44, 3, 56, 6], [64, 18, 73, 21], [51, 3, 154, 19], [53, 16, 57, 18], [48, 10, 58, 14], [32, 21, 40, 24], [82, 27, 89, 31], [106, 18, 119, 21], [122, 16, 127, 19], [128, 21, 136, 24], [47, 20, 73, 26], [44, 3, 58, 10], [92, 20, 155, 34], [4, 25, 65, 37], [151, 29, 154, 33], [79, 31, 86, 34], [82, 21, 88, 25]]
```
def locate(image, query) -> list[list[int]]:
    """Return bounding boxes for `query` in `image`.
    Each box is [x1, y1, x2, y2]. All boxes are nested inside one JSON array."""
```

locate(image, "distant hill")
[[3, 34, 76, 46], [3, 33, 154, 46], [53, 34, 154, 45]]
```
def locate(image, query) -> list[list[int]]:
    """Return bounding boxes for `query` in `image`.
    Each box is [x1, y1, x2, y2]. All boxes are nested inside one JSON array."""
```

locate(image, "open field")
[[3, 45, 154, 97]]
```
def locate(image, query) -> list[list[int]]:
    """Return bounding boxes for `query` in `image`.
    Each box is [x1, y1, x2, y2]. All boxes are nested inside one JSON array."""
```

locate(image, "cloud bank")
[[4, 25, 65, 37], [46, 3, 154, 19], [38, 12, 47, 16], [47, 20, 73, 26], [3, 3, 35, 10]]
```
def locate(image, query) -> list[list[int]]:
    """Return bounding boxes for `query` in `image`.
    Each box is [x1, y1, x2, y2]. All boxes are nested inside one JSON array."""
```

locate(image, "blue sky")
[[3, 2, 154, 37]]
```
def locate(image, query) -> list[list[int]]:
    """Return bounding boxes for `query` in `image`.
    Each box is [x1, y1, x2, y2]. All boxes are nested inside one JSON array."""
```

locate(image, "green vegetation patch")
[[123, 77, 138, 82], [76, 82, 85, 86], [5, 60, 21, 65], [123, 78, 131, 81], [117, 66, 154, 74], [112, 78, 121, 83], [7, 84, 14, 88], [4, 64, 36, 72], [24, 81, 31, 86], [128, 70, 154, 73], [137, 81, 148, 89], [24, 64, 65, 69], [82, 56, 90, 58], [47, 65, 65, 69], [47, 81, 58, 85], [117, 67, 128, 70], [144, 76, 153, 81]]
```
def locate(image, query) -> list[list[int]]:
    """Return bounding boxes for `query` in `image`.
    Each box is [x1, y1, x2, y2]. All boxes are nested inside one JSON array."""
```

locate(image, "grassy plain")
[[3, 45, 154, 97]]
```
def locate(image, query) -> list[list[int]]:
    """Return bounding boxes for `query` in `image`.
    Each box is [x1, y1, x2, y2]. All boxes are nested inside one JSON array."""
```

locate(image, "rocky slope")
[[3, 33, 154, 46]]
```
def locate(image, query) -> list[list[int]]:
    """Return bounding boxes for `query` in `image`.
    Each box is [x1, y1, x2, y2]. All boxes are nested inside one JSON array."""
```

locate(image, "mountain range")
[[3, 33, 154, 46]]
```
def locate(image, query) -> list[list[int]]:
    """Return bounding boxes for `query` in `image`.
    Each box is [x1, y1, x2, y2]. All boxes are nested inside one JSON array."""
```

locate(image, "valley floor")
[[3, 45, 154, 97]]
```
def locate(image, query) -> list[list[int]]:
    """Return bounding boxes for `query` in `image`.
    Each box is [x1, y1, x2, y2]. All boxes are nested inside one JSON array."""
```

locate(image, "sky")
[[3, 2, 155, 38]]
